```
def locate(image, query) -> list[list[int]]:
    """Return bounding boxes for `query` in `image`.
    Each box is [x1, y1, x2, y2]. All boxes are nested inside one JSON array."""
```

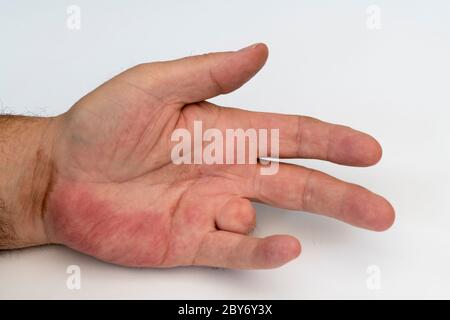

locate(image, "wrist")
[[0, 115, 58, 249]]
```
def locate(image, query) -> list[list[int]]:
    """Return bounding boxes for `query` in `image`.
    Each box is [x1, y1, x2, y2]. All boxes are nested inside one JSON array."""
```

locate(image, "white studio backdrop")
[[1, 0, 450, 299]]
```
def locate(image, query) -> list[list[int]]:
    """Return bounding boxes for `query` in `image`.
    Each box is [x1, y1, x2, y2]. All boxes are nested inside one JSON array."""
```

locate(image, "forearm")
[[0, 115, 56, 249]]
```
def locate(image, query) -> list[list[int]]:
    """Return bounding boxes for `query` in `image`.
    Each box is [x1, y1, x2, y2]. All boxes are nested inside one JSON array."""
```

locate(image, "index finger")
[[217, 107, 382, 167]]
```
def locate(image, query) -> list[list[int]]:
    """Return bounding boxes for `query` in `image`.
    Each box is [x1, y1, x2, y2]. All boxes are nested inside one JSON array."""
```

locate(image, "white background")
[[1, 0, 450, 299]]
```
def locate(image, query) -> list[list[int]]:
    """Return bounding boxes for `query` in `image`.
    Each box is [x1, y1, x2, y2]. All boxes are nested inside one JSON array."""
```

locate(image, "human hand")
[[27, 44, 395, 269]]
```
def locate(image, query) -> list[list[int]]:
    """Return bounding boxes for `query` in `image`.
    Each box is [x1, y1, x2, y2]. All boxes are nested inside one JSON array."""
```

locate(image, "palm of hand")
[[43, 44, 395, 269]]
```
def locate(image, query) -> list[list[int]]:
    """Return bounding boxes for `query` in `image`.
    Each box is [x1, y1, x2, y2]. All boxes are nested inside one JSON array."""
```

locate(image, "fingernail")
[[238, 43, 261, 52]]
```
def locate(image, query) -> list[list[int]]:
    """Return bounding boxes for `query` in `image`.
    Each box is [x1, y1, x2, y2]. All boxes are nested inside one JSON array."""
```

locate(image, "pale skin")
[[0, 43, 395, 269]]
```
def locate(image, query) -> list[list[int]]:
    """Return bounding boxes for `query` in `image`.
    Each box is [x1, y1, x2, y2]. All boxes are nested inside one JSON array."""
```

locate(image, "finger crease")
[[296, 116, 306, 156], [209, 67, 225, 95], [301, 169, 315, 211]]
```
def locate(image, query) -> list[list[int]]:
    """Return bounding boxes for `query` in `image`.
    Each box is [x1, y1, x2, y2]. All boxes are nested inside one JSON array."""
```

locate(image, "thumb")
[[128, 43, 269, 104]]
